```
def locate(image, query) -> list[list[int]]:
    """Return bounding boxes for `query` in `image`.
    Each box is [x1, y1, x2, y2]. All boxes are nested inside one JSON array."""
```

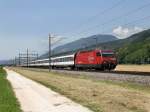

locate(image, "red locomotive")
[[75, 49, 117, 70]]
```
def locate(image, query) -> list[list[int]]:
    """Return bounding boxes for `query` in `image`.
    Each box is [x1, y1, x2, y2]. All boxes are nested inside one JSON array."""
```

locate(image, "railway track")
[[17, 67, 150, 86], [54, 69, 150, 85]]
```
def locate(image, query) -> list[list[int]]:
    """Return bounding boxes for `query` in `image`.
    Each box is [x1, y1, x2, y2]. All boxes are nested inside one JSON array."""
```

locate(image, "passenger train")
[[22, 49, 117, 70]]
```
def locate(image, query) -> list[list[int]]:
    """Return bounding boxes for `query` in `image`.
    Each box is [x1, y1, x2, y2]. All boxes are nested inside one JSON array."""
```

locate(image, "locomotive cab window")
[[96, 52, 101, 56], [102, 52, 114, 57]]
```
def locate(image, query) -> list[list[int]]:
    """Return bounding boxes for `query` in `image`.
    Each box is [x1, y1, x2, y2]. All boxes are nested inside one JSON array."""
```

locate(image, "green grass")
[[100, 80, 150, 93], [0, 67, 21, 112]]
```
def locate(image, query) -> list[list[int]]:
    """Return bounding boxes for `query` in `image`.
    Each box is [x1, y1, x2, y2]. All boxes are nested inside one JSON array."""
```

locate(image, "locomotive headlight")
[[103, 61, 107, 64]]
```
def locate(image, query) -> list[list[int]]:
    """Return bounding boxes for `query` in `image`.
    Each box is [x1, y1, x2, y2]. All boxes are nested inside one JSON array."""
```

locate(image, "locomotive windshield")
[[102, 52, 114, 57]]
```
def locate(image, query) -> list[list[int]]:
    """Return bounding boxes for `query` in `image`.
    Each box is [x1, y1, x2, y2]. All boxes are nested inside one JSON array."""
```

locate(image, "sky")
[[0, 0, 150, 60]]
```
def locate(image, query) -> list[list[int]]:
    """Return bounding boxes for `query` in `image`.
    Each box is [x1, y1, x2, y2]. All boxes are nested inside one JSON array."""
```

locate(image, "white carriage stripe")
[[29, 61, 74, 66], [29, 54, 75, 63]]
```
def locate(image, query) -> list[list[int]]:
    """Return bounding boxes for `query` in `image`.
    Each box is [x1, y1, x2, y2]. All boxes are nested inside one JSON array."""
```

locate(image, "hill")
[[82, 29, 149, 64], [41, 34, 118, 58], [53, 34, 118, 54], [117, 29, 150, 64]]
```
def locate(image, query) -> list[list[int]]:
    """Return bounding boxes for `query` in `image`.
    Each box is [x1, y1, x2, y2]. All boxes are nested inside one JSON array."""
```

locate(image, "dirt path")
[[5, 68, 92, 112]]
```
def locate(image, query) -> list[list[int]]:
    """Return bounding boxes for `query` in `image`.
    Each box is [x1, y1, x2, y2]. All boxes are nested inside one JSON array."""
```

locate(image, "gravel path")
[[5, 68, 92, 112], [52, 69, 150, 86]]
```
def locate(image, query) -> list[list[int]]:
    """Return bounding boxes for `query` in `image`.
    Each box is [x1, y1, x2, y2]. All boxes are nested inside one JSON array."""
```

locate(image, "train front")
[[100, 50, 117, 70]]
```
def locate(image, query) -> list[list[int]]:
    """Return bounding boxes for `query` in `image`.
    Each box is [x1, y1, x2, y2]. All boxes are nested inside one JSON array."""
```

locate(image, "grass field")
[[11, 67, 150, 112], [115, 64, 150, 73], [0, 67, 21, 112]]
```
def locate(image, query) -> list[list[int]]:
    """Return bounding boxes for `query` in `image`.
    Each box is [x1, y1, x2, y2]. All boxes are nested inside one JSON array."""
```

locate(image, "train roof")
[[78, 49, 114, 53]]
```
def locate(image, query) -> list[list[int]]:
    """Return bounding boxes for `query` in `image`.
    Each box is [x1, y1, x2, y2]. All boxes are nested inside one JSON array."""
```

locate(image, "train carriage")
[[51, 54, 75, 68]]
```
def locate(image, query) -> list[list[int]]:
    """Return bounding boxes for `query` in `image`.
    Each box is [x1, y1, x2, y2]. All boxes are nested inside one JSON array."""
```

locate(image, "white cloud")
[[112, 26, 144, 39]]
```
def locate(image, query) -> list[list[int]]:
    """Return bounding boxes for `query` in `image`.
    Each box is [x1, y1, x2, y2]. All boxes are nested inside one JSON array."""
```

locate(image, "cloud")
[[112, 26, 144, 39]]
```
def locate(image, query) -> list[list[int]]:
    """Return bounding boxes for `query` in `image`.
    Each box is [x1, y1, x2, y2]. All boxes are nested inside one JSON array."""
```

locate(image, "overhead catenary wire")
[[102, 15, 150, 33], [72, 1, 150, 37], [74, 0, 124, 28], [62, 0, 125, 35]]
